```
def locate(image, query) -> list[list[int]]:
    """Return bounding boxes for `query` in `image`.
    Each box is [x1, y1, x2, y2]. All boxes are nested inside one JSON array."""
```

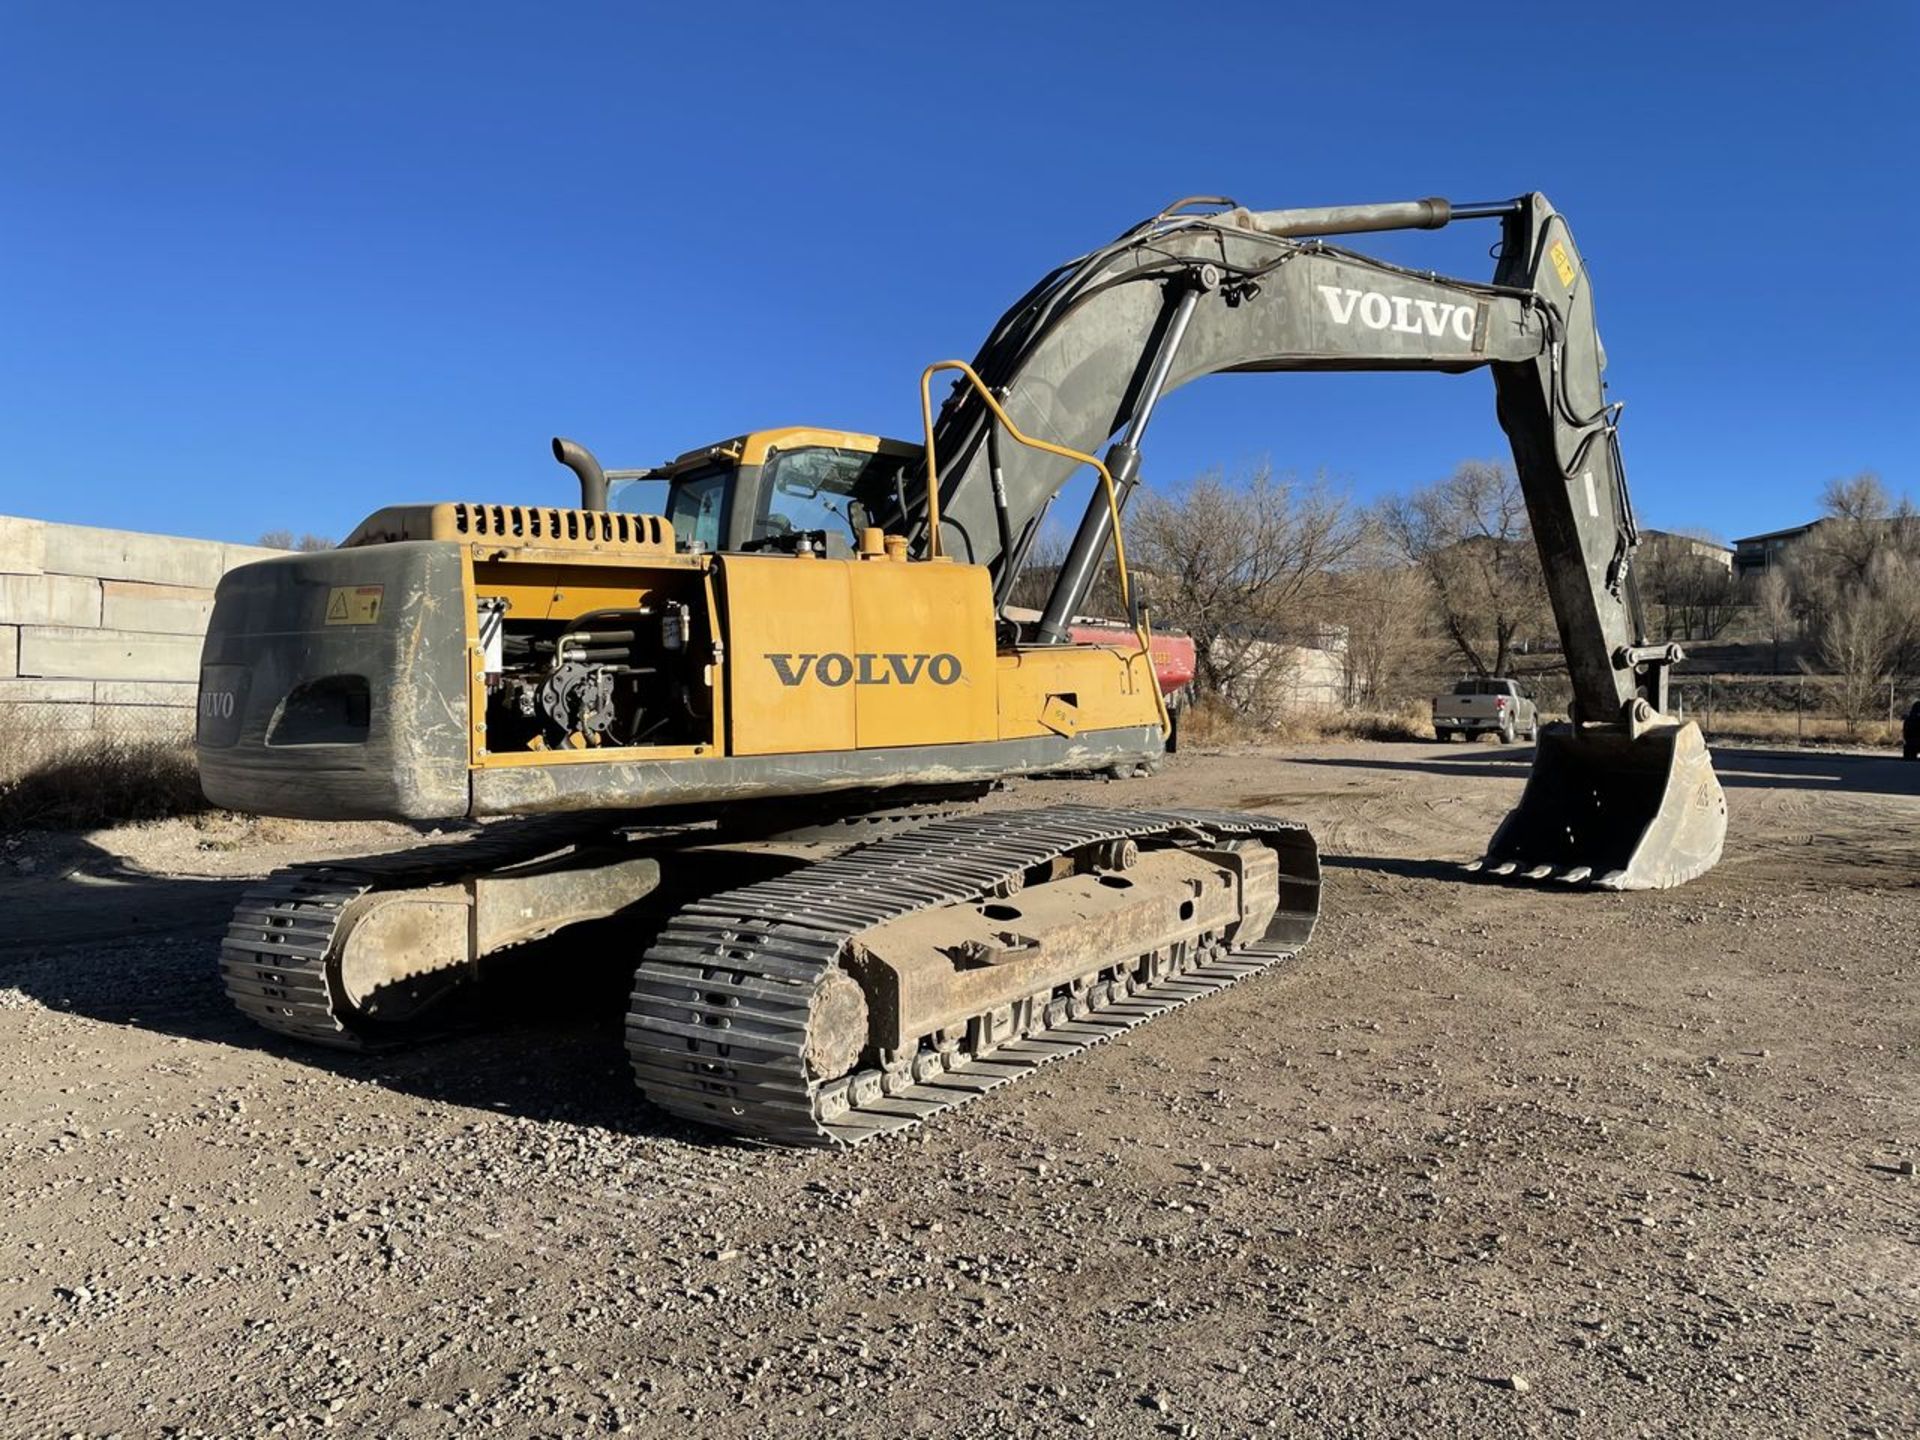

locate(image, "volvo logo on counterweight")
[[766, 653, 963, 687]]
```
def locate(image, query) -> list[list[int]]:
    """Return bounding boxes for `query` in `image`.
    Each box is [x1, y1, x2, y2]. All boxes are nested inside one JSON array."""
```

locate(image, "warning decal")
[[324, 585, 384, 625], [1548, 241, 1576, 288]]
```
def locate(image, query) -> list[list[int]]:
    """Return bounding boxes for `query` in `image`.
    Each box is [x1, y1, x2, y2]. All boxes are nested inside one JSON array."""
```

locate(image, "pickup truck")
[[1432, 677, 1539, 744]]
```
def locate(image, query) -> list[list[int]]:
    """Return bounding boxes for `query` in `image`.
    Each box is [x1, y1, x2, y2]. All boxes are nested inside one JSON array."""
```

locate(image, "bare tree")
[[1126, 464, 1360, 704], [1819, 471, 1893, 523], [1804, 549, 1917, 734], [1786, 474, 1920, 731], [1637, 531, 1737, 642], [1800, 472, 1896, 592], [1752, 567, 1796, 674], [1384, 459, 1551, 678], [1002, 532, 1067, 613], [258, 531, 335, 552], [1332, 517, 1440, 706]]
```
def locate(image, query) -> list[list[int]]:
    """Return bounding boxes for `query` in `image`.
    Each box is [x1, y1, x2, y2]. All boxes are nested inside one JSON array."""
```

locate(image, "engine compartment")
[[473, 566, 715, 754]]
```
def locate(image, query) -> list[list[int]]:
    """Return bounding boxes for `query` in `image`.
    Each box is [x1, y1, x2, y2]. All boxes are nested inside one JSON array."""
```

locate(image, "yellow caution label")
[[324, 585, 384, 625], [1039, 694, 1081, 738], [1549, 240, 1576, 287]]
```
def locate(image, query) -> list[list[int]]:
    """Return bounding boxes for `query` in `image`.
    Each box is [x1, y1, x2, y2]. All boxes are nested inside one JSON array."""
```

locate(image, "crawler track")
[[220, 817, 616, 1049], [627, 804, 1318, 1146]]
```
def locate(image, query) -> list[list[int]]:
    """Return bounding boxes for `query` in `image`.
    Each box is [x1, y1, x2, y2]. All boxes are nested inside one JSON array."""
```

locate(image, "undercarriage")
[[220, 804, 1319, 1143]]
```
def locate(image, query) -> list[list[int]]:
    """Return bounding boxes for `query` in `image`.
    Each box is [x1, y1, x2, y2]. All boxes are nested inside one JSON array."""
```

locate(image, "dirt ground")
[[1, 739, 1914, 1439]]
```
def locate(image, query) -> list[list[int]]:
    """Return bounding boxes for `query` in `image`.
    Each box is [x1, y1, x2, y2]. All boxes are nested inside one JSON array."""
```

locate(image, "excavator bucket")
[[1469, 719, 1726, 890]]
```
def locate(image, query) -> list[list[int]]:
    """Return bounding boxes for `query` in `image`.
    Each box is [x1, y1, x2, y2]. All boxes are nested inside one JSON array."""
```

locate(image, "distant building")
[[1730, 521, 1820, 579], [1641, 529, 1733, 572]]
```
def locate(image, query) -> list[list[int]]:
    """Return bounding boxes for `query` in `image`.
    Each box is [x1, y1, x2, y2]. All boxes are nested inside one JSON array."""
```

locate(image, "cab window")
[[609, 466, 730, 552], [667, 467, 729, 551], [755, 446, 904, 555], [607, 476, 668, 516]]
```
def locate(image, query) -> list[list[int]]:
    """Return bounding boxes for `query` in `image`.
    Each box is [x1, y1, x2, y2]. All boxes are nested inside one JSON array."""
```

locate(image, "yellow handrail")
[[917, 359, 1170, 738]]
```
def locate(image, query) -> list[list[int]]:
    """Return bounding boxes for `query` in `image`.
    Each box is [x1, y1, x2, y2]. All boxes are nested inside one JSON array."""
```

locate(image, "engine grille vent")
[[450, 504, 668, 548], [341, 502, 676, 553]]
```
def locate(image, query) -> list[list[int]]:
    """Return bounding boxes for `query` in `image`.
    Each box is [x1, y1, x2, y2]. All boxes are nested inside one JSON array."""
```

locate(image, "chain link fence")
[[0, 707, 203, 829], [1670, 673, 1912, 747], [1383, 669, 1911, 748]]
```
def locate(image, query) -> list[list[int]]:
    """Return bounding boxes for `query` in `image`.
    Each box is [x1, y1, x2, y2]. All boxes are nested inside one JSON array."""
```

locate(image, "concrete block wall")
[[0, 515, 282, 735]]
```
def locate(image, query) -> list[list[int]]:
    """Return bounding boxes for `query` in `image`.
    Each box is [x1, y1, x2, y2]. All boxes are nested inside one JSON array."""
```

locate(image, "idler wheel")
[[805, 969, 870, 1081]]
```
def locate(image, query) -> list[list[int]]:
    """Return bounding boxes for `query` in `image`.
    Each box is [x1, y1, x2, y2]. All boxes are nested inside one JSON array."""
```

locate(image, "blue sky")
[[1, 2, 1913, 546]]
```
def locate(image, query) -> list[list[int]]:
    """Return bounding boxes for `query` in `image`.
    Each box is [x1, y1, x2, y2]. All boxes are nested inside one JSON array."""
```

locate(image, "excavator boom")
[[918, 192, 1725, 888]]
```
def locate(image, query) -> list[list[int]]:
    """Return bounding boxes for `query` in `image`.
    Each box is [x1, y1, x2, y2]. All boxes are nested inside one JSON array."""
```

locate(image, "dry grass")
[[1289, 704, 1434, 744], [1693, 708, 1900, 748], [1182, 693, 1907, 754], [1176, 697, 1258, 747], [1313, 706, 1436, 744], [1180, 696, 1432, 746], [0, 723, 208, 831]]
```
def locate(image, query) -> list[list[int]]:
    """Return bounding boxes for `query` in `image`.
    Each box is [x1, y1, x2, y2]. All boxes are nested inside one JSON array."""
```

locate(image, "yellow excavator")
[[198, 192, 1726, 1145]]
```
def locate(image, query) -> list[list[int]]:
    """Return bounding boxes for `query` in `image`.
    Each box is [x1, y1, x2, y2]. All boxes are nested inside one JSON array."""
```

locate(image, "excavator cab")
[[579, 428, 921, 560]]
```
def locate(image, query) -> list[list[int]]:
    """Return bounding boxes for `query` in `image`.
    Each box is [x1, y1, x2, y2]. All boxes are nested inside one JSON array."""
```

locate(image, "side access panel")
[[995, 644, 1161, 740], [717, 555, 997, 756]]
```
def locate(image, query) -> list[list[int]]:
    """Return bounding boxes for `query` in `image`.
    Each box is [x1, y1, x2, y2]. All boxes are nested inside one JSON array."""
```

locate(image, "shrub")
[[0, 721, 206, 830], [1178, 697, 1432, 747]]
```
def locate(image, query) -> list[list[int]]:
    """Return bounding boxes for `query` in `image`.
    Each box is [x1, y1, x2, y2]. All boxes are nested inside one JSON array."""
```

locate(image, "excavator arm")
[[921, 193, 1724, 888]]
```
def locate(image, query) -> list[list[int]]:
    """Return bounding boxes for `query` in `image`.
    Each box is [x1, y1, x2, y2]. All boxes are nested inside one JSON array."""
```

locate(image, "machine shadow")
[[1290, 745, 1536, 785], [1705, 745, 1920, 797], [1290, 742, 1919, 798], [1319, 853, 1474, 882], [0, 841, 728, 1146]]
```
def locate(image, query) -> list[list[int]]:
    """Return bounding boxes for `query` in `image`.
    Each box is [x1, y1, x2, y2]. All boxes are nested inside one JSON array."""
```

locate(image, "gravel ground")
[[1, 740, 1914, 1438]]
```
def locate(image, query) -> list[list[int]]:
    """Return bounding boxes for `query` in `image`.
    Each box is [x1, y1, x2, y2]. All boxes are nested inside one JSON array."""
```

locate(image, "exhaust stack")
[[552, 436, 609, 511]]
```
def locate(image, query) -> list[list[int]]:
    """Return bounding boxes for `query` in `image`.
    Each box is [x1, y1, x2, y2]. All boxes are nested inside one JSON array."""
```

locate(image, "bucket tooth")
[[1480, 719, 1725, 891]]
